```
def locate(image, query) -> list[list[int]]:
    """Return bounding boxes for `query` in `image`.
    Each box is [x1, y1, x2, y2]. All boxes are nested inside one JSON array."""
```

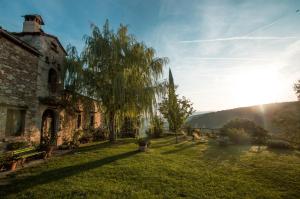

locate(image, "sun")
[[231, 69, 283, 107]]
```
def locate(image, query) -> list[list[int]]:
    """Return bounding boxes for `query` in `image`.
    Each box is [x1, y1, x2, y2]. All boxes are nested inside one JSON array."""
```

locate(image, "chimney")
[[22, 14, 44, 32]]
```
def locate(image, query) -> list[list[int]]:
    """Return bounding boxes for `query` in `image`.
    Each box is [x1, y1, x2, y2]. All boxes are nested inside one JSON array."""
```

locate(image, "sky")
[[1, 0, 300, 112]]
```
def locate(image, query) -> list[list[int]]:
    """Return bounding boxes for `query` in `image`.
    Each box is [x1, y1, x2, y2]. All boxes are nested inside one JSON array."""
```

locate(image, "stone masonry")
[[0, 15, 101, 148]]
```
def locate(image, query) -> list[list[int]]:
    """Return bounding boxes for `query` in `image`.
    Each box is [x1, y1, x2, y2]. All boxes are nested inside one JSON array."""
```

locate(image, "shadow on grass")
[[76, 139, 135, 153], [151, 137, 177, 149], [161, 141, 202, 155], [201, 140, 251, 163], [267, 147, 299, 156], [0, 150, 139, 197]]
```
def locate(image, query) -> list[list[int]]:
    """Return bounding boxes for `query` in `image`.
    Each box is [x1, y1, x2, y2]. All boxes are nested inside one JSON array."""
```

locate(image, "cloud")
[[179, 36, 297, 43]]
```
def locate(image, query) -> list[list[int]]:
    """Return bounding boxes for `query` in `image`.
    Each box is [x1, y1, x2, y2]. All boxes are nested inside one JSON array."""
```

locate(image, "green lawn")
[[1, 137, 300, 199]]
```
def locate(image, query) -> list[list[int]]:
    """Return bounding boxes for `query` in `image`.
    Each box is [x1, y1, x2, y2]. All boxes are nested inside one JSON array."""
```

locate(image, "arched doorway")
[[41, 109, 57, 145]]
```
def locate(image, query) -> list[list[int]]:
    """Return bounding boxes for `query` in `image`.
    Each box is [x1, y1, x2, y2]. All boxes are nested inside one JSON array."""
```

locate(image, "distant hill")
[[186, 101, 300, 133]]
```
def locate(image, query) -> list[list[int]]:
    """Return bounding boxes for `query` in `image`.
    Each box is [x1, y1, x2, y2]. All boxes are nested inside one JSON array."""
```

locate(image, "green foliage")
[[226, 128, 251, 144], [220, 119, 268, 145], [159, 70, 194, 136], [267, 139, 292, 150], [93, 128, 109, 141], [0, 152, 14, 166], [79, 131, 93, 144], [6, 141, 28, 151], [71, 130, 84, 147], [273, 102, 300, 145], [271, 82, 300, 146], [146, 115, 164, 138], [120, 117, 140, 138], [73, 20, 168, 142]]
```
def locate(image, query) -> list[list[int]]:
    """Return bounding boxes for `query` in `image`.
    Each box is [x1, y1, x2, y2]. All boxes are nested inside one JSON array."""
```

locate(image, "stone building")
[[0, 15, 101, 147]]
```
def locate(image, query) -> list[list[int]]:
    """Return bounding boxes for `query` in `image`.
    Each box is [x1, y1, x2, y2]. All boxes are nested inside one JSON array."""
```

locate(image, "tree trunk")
[[109, 111, 116, 142]]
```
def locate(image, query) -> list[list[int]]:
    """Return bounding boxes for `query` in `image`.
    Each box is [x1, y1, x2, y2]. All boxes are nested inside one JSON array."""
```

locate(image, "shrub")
[[137, 138, 151, 147], [79, 130, 93, 144], [147, 115, 164, 138], [0, 152, 14, 170], [119, 131, 138, 138], [220, 119, 268, 145], [217, 136, 230, 147], [6, 141, 28, 151], [227, 128, 251, 144], [267, 139, 292, 150], [92, 128, 109, 141], [70, 130, 84, 147]]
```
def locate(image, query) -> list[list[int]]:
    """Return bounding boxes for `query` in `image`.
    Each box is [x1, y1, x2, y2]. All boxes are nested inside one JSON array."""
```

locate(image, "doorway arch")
[[41, 109, 57, 145]]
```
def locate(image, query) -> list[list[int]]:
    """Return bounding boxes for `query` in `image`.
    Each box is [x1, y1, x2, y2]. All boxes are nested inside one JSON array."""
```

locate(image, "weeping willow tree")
[[80, 20, 168, 142], [61, 45, 95, 115]]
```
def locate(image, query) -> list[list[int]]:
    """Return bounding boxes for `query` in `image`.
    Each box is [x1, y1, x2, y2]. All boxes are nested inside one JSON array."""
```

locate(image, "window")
[[50, 41, 58, 53], [5, 109, 25, 136], [48, 68, 57, 93], [90, 113, 94, 128], [77, 114, 82, 129]]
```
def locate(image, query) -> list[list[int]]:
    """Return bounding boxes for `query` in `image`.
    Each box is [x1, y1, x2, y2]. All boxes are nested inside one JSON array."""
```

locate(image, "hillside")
[[186, 101, 300, 132]]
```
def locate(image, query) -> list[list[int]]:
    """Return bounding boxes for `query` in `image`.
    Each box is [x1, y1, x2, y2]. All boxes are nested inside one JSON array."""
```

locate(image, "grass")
[[0, 136, 300, 199]]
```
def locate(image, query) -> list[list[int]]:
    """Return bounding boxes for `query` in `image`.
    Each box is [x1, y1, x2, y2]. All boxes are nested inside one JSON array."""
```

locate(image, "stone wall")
[[57, 102, 102, 145], [0, 30, 103, 147], [0, 36, 40, 141], [17, 34, 65, 98]]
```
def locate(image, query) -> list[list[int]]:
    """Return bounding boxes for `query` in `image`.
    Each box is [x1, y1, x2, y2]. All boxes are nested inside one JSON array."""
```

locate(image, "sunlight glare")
[[231, 69, 283, 107]]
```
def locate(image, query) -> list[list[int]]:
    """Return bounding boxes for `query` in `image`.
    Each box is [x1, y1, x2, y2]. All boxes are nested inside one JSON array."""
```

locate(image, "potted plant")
[[137, 138, 151, 152]]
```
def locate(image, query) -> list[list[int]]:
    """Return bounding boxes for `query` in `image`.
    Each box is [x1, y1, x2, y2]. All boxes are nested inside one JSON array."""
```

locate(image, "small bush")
[[227, 128, 251, 144], [218, 136, 230, 147], [119, 131, 138, 138], [147, 115, 164, 138], [220, 119, 268, 145], [6, 141, 28, 151], [93, 128, 109, 141], [79, 130, 93, 144], [137, 138, 151, 147], [71, 130, 84, 147], [267, 139, 292, 150], [0, 152, 14, 170]]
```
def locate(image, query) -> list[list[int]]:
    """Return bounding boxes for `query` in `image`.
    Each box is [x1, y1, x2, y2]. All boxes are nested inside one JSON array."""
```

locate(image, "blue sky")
[[1, 0, 300, 111]]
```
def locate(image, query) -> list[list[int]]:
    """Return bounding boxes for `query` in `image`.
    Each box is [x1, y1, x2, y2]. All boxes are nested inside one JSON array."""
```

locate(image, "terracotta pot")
[[10, 161, 17, 171]]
